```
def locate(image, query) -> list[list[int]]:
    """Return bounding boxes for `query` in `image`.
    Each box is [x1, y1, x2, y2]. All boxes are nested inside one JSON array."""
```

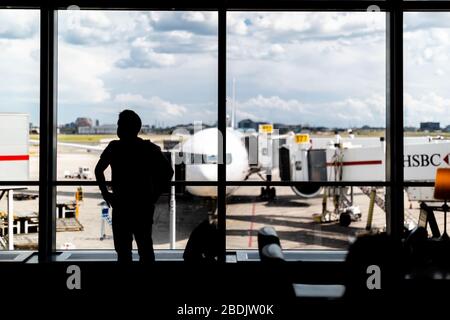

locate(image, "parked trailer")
[[0, 113, 30, 249]]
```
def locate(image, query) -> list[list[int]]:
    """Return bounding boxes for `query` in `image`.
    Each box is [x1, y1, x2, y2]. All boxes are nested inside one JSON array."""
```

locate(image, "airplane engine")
[[291, 184, 322, 198]]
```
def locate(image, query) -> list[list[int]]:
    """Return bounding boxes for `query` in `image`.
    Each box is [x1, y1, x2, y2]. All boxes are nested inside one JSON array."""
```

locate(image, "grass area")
[[59, 134, 116, 143], [30, 134, 175, 144], [29, 130, 450, 144], [30, 134, 115, 143], [313, 130, 450, 138], [310, 130, 385, 138], [403, 131, 450, 138]]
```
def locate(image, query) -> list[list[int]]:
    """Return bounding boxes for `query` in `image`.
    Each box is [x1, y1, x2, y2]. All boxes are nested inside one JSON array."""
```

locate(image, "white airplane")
[[39, 81, 265, 199], [30, 125, 253, 198], [179, 127, 250, 197]]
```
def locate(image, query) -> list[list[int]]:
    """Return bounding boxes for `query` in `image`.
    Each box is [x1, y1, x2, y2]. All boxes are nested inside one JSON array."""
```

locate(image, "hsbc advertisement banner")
[[404, 142, 450, 181]]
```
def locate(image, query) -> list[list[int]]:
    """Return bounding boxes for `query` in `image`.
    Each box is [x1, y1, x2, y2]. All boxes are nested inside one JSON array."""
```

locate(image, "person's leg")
[[112, 208, 133, 263], [132, 207, 155, 263], [133, 222, 155, 263]]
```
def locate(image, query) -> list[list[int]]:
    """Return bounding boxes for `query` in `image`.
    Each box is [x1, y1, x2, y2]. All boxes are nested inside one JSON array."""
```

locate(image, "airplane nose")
[[186, 164, 217, 182], [185, 164, 218, 197]]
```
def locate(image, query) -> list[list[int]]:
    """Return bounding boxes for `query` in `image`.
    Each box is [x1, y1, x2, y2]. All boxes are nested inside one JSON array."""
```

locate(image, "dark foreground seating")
[[258, 226, 281, 251], [258, 226, 345, 300], [260, 243, 285, 262], [258, 226, 284, 262]]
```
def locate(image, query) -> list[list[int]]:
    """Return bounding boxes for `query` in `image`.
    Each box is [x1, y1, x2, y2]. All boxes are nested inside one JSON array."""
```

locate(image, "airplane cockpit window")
[[206, 155, 217, 164], [178, 153, 231, 165]]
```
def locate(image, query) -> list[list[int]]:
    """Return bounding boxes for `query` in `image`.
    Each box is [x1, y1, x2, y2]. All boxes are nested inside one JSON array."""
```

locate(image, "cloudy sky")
[[0, 10, 448, 128]]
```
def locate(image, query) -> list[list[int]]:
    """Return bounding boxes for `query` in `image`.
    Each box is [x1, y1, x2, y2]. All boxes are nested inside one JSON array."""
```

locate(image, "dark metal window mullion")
[[217, 9, 227, 263], [38, 6, 57, 262], [385, 3, 404, 240], [52, 181, 391, 187]]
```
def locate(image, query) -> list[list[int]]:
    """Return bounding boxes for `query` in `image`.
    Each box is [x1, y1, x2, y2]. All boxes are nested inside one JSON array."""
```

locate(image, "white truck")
[[64, 166, 93, 180], [0, 113, 29, 180]]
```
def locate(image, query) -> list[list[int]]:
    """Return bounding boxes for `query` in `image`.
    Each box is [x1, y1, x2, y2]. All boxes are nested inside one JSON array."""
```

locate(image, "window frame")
[[1, 0, 442, 262]]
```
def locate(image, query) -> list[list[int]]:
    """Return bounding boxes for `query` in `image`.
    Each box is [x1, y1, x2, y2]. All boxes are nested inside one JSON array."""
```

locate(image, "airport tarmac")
[[0, 143, 444, 252]]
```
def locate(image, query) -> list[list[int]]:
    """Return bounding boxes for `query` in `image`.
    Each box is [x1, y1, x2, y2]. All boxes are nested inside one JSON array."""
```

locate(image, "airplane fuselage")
[[181, 128, 249, 197]]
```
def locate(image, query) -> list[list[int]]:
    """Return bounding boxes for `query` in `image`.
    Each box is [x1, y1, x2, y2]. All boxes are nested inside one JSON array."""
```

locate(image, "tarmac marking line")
[[248, 201, 257, 248]]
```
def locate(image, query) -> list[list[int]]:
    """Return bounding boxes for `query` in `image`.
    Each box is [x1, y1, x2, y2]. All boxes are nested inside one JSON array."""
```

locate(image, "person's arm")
[[95, 146, 113, 207]]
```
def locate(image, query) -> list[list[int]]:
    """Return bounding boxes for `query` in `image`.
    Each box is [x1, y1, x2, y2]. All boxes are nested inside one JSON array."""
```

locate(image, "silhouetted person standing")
[[95, 110, 174, 263]]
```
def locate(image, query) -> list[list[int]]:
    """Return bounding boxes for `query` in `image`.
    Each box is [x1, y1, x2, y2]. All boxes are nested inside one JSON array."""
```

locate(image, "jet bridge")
[[279, 133, 450, 226]]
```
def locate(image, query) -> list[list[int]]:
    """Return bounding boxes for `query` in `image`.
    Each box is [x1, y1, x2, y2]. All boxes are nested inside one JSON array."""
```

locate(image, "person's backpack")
[[148, 142, 174, 203], [183, 219, 220, 262]]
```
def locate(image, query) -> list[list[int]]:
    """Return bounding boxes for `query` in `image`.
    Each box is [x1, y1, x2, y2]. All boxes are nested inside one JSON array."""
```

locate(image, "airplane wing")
[[57, 142, 105, 152], [30, 139, 105, 152]]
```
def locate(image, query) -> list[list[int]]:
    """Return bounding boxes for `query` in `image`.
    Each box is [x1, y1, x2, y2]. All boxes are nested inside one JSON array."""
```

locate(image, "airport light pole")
[[7, 189, 14, 250], [169, 151, 177, 249], [231, 77, 236, 129]]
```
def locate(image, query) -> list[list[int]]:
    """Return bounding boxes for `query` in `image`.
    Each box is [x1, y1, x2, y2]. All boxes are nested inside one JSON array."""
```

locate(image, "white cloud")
[[228, 12, 385, 41], [114, 94, 187, 118], [148, 11, 217, 35], [405, 92, 450, 127], [0, 11, 40, 122], [167, 30, 193, 42], [228, 41, 286, 61], [227, 14, 249, 35], [236, 94, 385, 127], [404, 12, 450, 32], [116, 37, 177, 68], [0, 10, 38, 39], [58, 45, 112, 104], [11, 10, 450, 129], [227, 12, 386, 112], [404, 12, 450, 128], [182, 12, 208, 23], [59, 11, 150, 45], [240, 95, 305, 112], [59, 11, 114, 45]]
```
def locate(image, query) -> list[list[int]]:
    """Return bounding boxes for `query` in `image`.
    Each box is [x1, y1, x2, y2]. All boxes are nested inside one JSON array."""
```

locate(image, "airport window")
[[4, 1, 448, 262], [0, 185, 39, 251], [56, 10, 218, 251], [404, 12, 450, 182], [403, 12, 450, 238], [226, 11, 387, 249], [227, 185, 387, 250], [57, 10, 218, 182], [0, 9, 39, 251], [0, 10, 40, 181], [227, 11, 387, 182], [55, 186, 216, 250]]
